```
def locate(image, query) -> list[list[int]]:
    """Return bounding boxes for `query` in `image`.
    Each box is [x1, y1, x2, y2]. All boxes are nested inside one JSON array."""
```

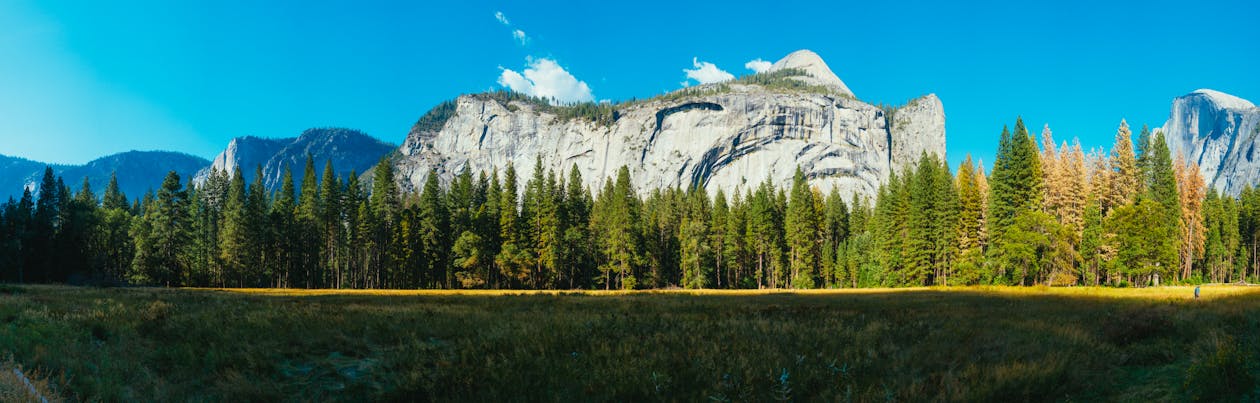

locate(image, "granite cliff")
[[392, 50, 946, 200]]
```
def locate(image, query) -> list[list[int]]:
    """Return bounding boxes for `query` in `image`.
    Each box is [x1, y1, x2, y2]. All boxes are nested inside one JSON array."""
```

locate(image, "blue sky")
[[1, 0, 1257, 170]]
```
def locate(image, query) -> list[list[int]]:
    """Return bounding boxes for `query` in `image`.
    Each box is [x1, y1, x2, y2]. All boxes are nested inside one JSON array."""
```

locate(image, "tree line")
[[0, 117, 1257, 289]]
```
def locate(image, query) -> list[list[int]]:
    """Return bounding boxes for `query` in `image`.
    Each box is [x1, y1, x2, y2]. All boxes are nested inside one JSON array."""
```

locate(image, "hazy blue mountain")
[[0, 151, 210, 202]]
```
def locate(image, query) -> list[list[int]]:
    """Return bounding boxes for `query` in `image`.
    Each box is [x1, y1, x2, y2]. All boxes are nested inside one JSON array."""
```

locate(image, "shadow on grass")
[[3, 284, 1260, 401]]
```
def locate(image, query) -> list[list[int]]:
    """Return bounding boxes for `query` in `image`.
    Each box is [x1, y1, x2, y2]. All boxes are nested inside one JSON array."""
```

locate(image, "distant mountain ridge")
[[194, 128, 397, 191], [0, 151, 209, 202], [1, 128, 395, 203]]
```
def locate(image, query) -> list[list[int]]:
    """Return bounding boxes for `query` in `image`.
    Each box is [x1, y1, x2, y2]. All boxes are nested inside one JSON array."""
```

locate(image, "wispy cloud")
[[682, 57, 734, 86], [744, 58, 772, 73], [497, 57, 594, 104], [494, 11, 529, 46]]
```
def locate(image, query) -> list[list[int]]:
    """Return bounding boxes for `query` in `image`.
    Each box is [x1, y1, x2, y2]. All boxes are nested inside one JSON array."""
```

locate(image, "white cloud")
[[497, 58, 594, 104], [494, 11, 529, 45], [745, 58, 772, 73], [683, 57, 734, 86]]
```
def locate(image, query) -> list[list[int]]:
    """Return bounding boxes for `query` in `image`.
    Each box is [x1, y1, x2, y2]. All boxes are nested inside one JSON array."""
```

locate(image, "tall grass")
[[1, 285, 1258, 401]]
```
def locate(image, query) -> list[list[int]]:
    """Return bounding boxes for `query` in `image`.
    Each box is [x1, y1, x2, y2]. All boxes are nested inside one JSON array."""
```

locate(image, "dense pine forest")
[[0, 117, 1254, 289]]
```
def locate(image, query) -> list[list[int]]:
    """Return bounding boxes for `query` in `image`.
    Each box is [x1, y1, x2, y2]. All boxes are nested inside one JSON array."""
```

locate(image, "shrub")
[[1184, 341, 1256, 401]]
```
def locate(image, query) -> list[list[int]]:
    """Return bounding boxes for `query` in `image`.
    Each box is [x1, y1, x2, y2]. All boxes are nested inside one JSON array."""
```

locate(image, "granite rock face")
[[394, 50, 946, 201], [195, 128, 395, 191], [1160, 89, 1260, 196]]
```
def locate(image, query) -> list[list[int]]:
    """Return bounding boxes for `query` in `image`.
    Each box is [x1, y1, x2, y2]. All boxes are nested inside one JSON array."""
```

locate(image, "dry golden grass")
[[0, 357, 61, 403]]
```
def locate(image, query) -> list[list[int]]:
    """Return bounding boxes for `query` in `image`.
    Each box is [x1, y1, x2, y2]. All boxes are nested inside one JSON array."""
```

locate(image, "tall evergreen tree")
[[784, 168, 820, 288], [274, 166, 298, 287], [419, 169, 450, 288], [955, 155, 985, 284], [319, 161, 343, 288], [986, 118, 1043, 283], [29, 167, 60, 282], [219, 169, 249, 287], [133, 171, 191, 286], [1135, 124, 1153, 193]]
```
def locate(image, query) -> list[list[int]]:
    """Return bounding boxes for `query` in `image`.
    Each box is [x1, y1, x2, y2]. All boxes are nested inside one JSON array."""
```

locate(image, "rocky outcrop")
[[196, 128, 396, 191], [392, 50, 946, 201], [1160, 89, 1260, 195]]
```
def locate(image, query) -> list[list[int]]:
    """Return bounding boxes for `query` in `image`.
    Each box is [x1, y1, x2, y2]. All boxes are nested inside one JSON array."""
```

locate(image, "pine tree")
[[905, 155, 939, 286], [595, 166, 641, 289], [1176, 154, 1207, 281], [525, 157, 561, 288], [710, 189, 730, 288], [481, 169, 503, 288], [1145, 130, 1183, 283], [724, 191, 749, 288], [61, 177, 100, 282], [134, 171, 191, 286], [1106, 119, 1140, 212], [29, 167, 60, 282], [986, 118, 1043, 283], [560, 165, 591, 288], [496, 162, 530, 288], [274, 165, 298, 287], [955, 155, 984, 284], [419, 169, 450, 288], [746, 180, 783, 288], [679, 187, 711, 289], [932, 155, 960, 285], [319, 161, 343, 288], [219, 169, 250, 287], [369, 159, 400, 287], [343, 171, 364, 287], [1107, 199, 1178, 286], [99, 173, 133, 284], [785, 168, 820, 288], [1058, 142, 1088, 241], [247, 166, 272, 286], [873, 170, 909, 286], [1080, 190, 1105, 285], [12, 189, 34, 283], [296, 155, 322, 287], [820, 187, 848, 287], [1135, 124, 1153, 193]]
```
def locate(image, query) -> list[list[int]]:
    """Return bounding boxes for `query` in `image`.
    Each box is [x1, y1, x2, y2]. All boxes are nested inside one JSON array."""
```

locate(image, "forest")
[[0, 117, 1254, 290]]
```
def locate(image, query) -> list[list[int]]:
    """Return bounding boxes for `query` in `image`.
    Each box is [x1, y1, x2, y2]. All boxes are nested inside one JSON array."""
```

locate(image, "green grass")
[[2, 285, 1259, 401]]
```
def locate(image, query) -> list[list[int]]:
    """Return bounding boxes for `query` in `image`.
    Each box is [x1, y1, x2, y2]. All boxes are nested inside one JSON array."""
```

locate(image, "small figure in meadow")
[[1194, 285, 1201, 300]]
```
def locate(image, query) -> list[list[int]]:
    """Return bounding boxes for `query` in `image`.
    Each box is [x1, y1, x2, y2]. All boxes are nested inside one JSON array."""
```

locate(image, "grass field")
[[1, 285, 1258, 401]]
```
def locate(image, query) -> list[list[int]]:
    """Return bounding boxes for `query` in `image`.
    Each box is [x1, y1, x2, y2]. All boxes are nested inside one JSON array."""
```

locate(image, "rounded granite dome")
[[1191, 89, 1256, 111], [767, 49, 854, 98]]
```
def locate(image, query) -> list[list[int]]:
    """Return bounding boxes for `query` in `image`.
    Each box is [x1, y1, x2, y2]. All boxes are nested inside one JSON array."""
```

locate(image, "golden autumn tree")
[[1106, 120, 1140, 213], [1176, 154, 1207, 280]]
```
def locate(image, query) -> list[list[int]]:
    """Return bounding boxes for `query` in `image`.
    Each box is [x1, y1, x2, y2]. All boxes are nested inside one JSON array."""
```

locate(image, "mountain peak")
[[767, 49, 854, 97], [1189, 89, 1255, 110]]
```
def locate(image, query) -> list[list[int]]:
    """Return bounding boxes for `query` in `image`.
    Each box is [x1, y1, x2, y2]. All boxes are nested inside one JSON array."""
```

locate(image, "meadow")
[[1, 285, 1258, 401]]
